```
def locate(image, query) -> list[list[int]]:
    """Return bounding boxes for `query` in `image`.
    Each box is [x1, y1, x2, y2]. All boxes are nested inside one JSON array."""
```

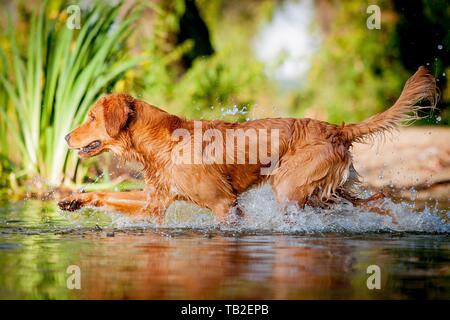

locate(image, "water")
[[0, 185, 449, 299]]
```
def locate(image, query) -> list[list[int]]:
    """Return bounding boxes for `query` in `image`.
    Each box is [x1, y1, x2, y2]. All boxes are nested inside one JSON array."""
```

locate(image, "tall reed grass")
[[0, 1, 142, 189]]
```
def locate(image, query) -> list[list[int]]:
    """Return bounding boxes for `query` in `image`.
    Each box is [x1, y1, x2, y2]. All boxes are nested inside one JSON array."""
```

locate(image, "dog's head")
[[65, 93, 135, 158]]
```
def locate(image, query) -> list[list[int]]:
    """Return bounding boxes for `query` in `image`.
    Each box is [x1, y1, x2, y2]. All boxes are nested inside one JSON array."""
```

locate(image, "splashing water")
[[220, 105, 249, 117], [236, 185, 449, 233], [79, 184, 450, 234], [1, 189, 449, 300]]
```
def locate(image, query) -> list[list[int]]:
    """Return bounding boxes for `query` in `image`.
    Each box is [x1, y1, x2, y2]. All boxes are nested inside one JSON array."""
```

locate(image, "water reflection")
[[0, 200, 449, 299]]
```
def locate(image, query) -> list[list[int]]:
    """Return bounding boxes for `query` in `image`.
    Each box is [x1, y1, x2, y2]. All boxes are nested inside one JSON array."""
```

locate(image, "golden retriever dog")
[[58, 67, 437, 223]]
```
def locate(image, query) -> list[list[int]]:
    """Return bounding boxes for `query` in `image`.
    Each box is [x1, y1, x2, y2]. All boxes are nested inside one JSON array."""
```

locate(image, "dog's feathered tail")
[[342, 66, 438, 143]]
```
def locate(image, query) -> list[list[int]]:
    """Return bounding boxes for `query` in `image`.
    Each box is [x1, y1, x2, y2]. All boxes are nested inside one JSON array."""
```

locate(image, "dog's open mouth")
[[78, 140, 102, 156]]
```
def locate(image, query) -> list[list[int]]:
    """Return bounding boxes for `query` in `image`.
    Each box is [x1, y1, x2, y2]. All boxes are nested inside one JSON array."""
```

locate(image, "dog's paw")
[[58, 198, 84, 211], [58, 194, 94, 212]]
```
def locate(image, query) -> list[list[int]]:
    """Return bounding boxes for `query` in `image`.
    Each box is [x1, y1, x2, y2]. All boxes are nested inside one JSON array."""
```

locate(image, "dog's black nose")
[[64, 133, 71, 143]]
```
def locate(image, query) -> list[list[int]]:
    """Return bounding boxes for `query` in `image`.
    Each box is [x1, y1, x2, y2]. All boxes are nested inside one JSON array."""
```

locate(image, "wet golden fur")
[[59, 67, 437, 223]]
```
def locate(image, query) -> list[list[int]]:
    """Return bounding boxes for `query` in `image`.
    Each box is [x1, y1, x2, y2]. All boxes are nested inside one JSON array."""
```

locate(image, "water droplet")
[[409, 187, 417, 201]]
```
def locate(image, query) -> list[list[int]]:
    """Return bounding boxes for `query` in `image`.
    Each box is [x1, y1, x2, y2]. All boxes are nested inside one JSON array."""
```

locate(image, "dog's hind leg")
[[337, 189, 397, 223], [271, 143, 348, 210]]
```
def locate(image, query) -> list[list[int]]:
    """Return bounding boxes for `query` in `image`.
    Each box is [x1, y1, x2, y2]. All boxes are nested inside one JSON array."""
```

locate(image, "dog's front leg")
[[58, 191, 147, 214], [141, 189, 180, 224]]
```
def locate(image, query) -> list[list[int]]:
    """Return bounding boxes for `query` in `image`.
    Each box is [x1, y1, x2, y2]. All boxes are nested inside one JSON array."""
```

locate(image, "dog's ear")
[[103, 94, 135, 137]]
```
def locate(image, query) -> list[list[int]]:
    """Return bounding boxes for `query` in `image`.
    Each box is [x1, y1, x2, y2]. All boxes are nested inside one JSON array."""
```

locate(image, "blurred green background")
[[0, 0, 448, 194]]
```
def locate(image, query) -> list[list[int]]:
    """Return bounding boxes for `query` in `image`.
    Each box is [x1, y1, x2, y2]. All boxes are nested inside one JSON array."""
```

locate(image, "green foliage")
[[288, 0, 449, 125], [170, 48, 266, 120], [0, 1, 142, 188], [0, 50, 11, 187], [0, 0, 448, 193], [291, 1, 407, 124], [133, 0, 267, 121]]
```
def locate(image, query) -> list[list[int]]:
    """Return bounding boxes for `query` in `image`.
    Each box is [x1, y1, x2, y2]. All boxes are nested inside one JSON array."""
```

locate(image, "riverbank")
[[353, 127, 450, 202]]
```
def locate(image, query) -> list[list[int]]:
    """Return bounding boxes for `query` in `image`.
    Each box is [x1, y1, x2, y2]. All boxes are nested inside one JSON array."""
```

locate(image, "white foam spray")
[[90, 184, 450, 234]]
